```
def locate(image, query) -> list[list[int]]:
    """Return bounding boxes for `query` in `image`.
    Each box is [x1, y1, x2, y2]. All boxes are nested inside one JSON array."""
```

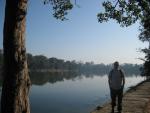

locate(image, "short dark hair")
[[114, 61, 119, 66]]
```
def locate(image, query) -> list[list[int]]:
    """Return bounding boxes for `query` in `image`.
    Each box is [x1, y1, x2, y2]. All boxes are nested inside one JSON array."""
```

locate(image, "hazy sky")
[[0, 0, 148, 64]]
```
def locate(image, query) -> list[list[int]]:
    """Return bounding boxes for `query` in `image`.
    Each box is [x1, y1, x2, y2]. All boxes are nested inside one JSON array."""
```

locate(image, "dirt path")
[[92, 79, 150, 113]]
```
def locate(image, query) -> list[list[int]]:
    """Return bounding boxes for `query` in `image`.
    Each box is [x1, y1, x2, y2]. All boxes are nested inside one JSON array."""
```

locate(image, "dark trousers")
[[110, 88, 123, 111]]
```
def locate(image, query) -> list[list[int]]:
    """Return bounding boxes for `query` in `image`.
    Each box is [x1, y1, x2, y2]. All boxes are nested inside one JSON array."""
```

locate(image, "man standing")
[[108, 61, 125, 113]]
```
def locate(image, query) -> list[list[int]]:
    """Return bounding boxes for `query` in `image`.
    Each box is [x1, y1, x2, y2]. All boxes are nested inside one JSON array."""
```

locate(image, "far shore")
[[29, 69, 78, 73]]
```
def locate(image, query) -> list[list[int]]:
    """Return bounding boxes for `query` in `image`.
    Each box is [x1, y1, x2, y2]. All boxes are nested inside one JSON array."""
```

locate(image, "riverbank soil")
[[92, 79, 150, 113], [145, 99, 150, 113]]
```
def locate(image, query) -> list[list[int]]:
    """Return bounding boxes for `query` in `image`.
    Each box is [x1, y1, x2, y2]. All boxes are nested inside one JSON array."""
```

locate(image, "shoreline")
[[92, 78, 150, 113]]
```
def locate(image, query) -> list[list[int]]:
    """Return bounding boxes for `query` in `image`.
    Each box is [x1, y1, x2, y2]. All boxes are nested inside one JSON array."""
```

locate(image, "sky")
[[0, 0, 148, 64]]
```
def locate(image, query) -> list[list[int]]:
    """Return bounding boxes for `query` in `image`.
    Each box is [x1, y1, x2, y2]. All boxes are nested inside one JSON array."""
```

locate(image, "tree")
[[97, 0, 150, 27], [97, 0, 150, 40], [1, 0, 73, 113], [97, 0, 150, 76], [0, 49, 3, 66], [137, 1, 150, 77]]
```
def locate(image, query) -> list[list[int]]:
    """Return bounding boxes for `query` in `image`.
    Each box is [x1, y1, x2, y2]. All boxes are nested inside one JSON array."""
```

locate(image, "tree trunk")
[[1, 0, 31, 113]]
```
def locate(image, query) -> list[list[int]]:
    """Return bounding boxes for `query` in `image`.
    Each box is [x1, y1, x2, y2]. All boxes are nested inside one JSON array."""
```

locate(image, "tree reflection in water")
[[29, 71, 141, 86]]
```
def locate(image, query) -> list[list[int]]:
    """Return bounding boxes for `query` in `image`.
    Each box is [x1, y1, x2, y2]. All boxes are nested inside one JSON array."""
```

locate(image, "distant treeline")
[[27, 53, 142, 75], [0, 50, 142, 75]]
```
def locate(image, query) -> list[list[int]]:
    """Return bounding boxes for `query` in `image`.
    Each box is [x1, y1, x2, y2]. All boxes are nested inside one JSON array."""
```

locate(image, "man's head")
[[114, 61, 119, 69]]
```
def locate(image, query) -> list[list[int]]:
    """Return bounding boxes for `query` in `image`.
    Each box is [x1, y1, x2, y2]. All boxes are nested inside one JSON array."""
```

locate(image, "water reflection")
[[29, 72, 144, 113], [30, 71, 80, 85], [0, 72, 145, 113], [29, 71, 142, 85]]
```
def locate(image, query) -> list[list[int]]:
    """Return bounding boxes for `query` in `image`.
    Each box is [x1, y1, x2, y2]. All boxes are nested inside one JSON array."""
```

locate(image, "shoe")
[[117, 111, 121, 113], [96, 106, 102, 110], [117, 106, 122, 112], [111, 109, 114, 113]]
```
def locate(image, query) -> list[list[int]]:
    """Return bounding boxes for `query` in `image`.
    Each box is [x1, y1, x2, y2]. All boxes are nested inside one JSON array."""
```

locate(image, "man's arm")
[[108, 70, 112, 88], [122, 74, 125, 87], [120, 70, 125, 87]]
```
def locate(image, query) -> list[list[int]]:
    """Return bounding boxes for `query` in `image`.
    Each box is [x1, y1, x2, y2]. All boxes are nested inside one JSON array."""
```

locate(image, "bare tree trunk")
[[1, 0, 31, 113]]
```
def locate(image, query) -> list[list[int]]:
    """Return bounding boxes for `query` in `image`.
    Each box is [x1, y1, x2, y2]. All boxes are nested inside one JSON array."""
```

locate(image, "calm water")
[[29, 73, 144, 113]]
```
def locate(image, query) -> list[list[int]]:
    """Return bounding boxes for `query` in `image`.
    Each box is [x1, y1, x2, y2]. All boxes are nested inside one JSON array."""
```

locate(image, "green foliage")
[[98, 0, 150, 42], [97, 0, 150, 27], [98, 0, 150, 76], [139, 48, 150, 76], [139, 13, 150, 42], [27, 54, 78, 71], [141, 54, 150, 76], [26, 53, 142, 75], [0, 52, 141, 75], [43, 0, 73, 20]]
